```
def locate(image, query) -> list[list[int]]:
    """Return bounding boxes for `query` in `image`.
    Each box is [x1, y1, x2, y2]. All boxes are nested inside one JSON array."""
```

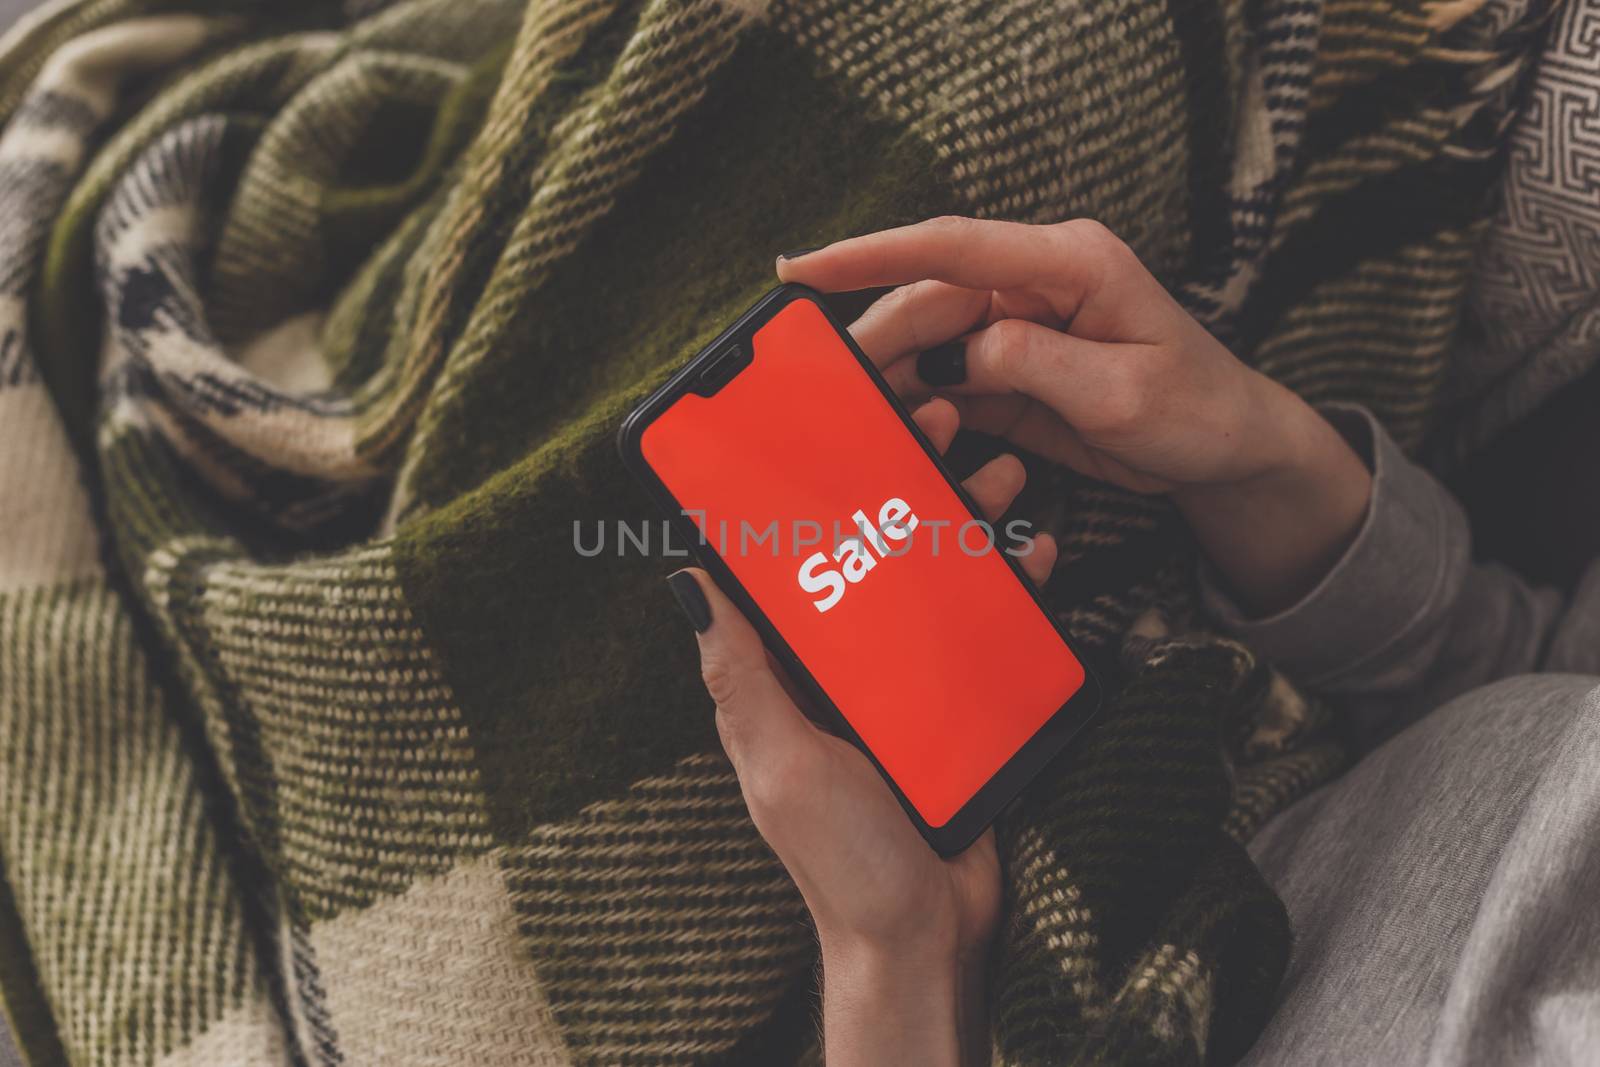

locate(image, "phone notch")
[[690, 341, 753, 396]]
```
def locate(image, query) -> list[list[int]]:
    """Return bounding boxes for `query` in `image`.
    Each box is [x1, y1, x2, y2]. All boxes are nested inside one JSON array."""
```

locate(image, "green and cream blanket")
[[0, 0, 1552, 1064]]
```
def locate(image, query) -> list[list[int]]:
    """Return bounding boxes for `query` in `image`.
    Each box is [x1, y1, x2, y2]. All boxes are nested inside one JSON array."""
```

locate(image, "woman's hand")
[[777, 217, 1373, 615], [666, 399, 1050, 1067]]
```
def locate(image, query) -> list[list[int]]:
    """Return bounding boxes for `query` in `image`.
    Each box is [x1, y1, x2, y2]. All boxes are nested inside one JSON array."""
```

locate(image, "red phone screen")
[[641, 298, 1085, 827]]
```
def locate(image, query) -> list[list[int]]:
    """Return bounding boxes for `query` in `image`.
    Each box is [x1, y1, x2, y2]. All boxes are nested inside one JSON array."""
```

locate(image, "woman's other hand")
[[777, 218, 1373, 615], [667, 399, 1048, 1067]]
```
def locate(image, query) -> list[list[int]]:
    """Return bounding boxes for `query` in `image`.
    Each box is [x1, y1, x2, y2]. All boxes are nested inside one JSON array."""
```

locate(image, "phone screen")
[[640, 297, 1086, 828]]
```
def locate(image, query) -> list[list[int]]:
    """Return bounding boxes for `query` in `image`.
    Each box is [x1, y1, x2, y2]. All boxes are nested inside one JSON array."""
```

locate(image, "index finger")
[[776, 216, 1082, 296]]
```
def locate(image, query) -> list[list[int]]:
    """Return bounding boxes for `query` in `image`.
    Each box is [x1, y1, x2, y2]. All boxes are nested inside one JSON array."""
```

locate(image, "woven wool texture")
[[1445, 0, 1600, 457], [0, 0, 1552, 1064]]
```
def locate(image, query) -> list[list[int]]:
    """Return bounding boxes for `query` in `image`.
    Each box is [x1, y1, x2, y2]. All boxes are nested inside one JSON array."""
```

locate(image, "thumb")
[[665, 569, 815, 772]]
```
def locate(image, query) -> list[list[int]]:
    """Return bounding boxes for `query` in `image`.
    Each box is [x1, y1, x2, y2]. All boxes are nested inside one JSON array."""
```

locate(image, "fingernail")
[[778, 247, 820, 261], [666, 570, 712, 633], [917, 342, 967, 387]]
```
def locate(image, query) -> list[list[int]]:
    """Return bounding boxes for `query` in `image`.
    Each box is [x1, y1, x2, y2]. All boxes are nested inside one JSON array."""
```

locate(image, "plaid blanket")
[[0, 0, 1550, 1064]]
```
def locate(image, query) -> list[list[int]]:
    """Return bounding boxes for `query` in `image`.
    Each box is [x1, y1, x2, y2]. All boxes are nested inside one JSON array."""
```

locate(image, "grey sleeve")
[[1199, 404, 1600, 737]]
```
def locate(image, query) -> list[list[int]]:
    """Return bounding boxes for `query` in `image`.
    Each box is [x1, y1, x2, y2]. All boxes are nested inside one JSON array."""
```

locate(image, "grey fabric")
[[1244, 675, 1600, 1066], [1203, 405, 1600, 745], [1204, 406, 1600, 1065]]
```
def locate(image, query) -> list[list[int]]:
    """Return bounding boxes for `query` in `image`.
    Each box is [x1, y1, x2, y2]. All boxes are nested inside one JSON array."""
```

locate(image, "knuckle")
[[1061, 218, 1134, 272], [1062, 217, 1117, 251], [926, 214, 977, 239], [986, 319, 1036, 376], [699, 652, 743, 708]]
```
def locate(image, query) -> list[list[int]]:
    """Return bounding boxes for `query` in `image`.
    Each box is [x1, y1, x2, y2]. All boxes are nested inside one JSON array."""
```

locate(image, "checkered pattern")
[[0, 0, 1554, 1063]]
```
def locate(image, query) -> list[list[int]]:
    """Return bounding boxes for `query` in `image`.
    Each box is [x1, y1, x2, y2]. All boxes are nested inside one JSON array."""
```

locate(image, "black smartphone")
[[619, 285, 1101, 855]]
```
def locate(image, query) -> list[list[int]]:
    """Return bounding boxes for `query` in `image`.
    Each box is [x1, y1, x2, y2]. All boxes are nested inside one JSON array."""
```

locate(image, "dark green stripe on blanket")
[[394, 29, 958, 842]]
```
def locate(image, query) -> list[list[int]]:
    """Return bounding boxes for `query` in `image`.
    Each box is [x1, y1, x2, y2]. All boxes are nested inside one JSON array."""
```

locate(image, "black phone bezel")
[[617, 284, 1103, 856]]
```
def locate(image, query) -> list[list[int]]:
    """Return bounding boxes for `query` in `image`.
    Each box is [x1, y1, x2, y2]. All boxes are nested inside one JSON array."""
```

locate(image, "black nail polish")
[[666, 571, 712, 633], [778, 247, 820, 260], [917, 342, 967, 387]]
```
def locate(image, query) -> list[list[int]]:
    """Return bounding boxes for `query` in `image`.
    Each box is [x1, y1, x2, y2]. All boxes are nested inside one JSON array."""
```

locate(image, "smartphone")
[[619, 285, 1101, 855]]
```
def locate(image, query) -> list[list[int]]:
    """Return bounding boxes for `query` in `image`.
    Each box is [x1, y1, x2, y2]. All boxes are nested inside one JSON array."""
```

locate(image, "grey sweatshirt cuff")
[[1198, 403, 1467, 690]]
